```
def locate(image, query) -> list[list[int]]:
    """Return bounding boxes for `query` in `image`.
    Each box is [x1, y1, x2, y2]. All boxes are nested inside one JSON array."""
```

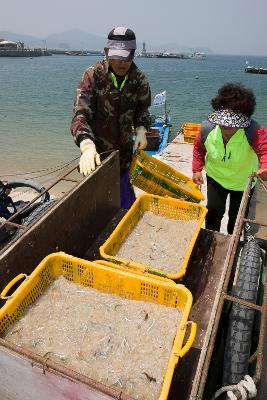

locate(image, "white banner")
[[153, 90, 166, 106]]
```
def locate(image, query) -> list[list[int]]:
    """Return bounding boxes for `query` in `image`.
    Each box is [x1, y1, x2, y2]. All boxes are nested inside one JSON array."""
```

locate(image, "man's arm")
[[71, 67, 101, 176], [133, 73, 151, 131], [70, 68, 97, 146]]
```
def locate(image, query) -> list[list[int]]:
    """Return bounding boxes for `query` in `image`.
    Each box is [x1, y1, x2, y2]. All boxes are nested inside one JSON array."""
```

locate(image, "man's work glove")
[[134, 126, 147, 150], [79, 139, 101, 176]]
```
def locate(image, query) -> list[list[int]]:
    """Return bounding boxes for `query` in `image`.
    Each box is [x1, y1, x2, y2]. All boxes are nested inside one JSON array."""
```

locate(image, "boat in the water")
[[145, 113, 171, 155], [133, 113, 171, 156], [155, 52, 190, 59], [133, 90, 171, 155], [245, 66, 267, 74], [190, 51, 206, 59], [245, 61, 267, 74], [145, 90, 171, 155]]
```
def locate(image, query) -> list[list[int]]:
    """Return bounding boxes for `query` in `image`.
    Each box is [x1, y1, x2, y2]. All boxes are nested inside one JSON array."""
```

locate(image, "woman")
[[192, 83, 267, 234]]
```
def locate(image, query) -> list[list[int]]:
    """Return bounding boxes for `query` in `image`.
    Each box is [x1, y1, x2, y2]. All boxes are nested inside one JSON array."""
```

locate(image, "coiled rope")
[[214, 375, 257, 399]]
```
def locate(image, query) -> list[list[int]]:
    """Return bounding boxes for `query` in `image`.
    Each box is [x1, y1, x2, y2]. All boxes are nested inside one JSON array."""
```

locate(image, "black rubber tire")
[[6, 179, 50, 219], [222, 240, 262, 385], [1, 180, 52, 245]]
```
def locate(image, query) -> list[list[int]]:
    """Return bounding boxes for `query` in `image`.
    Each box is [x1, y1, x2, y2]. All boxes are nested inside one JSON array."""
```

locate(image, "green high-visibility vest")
[[204, 125, 258, 190]]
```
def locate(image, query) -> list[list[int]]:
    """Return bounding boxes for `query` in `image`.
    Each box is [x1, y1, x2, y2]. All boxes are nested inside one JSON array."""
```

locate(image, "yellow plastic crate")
[[184, 135, 196, 144], [0, 252, 196, 400], [130, 149, 204, 202], [183, 130, 199, 137], [181, 122, 201, 132], [100, 194, 207, 280]]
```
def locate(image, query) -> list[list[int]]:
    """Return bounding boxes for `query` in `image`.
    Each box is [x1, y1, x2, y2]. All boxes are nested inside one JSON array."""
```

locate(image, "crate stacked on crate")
[[182, 122, 201, 143]]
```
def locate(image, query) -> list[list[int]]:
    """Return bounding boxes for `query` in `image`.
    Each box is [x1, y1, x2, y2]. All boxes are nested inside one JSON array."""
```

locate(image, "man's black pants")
[[206, 176, 244, 234]]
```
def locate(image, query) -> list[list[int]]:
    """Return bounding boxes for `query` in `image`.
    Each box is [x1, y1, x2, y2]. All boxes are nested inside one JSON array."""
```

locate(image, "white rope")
[[214, 375, 257, 399]]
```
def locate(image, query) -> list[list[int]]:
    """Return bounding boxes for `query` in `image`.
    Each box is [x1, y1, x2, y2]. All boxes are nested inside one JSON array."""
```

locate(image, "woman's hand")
[[193, 171, 204, 185], [256, 168, 267, 181]]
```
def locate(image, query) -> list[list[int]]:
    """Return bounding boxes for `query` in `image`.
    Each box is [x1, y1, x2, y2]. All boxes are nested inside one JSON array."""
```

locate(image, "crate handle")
[[0, 273, 28, 300], [179, 321, 197, 357]]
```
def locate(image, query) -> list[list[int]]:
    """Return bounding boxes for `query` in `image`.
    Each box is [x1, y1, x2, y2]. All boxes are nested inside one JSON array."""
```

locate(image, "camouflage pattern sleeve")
[[133, 72, 151, 131], [70, 67, 97, 146]]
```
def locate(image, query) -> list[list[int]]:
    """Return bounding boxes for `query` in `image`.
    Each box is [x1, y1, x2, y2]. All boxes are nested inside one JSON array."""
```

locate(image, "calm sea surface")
[[1, 54, 267, 177]]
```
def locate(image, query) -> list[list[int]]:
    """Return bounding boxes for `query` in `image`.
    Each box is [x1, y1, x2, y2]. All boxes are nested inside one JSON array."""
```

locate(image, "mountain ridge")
[[0, 29, 213, 53]]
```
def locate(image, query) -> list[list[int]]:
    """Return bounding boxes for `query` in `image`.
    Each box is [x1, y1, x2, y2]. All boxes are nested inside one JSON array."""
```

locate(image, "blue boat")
[[133, 91, 171, 155], [145, 113, 171, 156]]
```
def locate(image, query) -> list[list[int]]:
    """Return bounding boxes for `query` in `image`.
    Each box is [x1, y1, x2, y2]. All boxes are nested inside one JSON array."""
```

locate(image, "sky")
[[1, 0, 267, 56]]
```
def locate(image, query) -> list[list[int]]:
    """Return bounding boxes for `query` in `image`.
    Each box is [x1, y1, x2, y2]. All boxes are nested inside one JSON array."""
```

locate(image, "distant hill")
[[0, 31, 43, 48], [0, 29, 213, 53], [0, 29, 105, 50], [45, 29, 105, 50]]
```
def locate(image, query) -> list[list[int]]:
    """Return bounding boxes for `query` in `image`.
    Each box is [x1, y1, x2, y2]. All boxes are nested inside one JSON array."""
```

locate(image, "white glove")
[[134, 126, 147, 150], [79, 139, 101, 176]]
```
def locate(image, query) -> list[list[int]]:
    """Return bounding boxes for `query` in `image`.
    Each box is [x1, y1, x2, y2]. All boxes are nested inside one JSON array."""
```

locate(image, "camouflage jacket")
[[70, 60, 151, 170]]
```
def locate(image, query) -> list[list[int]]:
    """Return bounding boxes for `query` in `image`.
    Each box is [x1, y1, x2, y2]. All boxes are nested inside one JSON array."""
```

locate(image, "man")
[[71, 27, 151, 208]]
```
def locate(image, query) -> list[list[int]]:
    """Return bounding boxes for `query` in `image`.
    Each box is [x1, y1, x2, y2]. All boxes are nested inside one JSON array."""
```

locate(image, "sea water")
[[1, 54, 267, 178]]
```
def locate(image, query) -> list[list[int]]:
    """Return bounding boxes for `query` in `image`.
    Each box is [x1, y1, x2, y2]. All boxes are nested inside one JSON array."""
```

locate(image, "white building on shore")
[[0, 39, 24, 50]]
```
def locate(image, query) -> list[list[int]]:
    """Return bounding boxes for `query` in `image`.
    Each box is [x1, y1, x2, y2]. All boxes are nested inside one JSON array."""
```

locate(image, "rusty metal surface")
[[244, 218, 267, 228], [223, 293, 263, 312], [3, 221, 27, 230], [0, 152, 120, 293]]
